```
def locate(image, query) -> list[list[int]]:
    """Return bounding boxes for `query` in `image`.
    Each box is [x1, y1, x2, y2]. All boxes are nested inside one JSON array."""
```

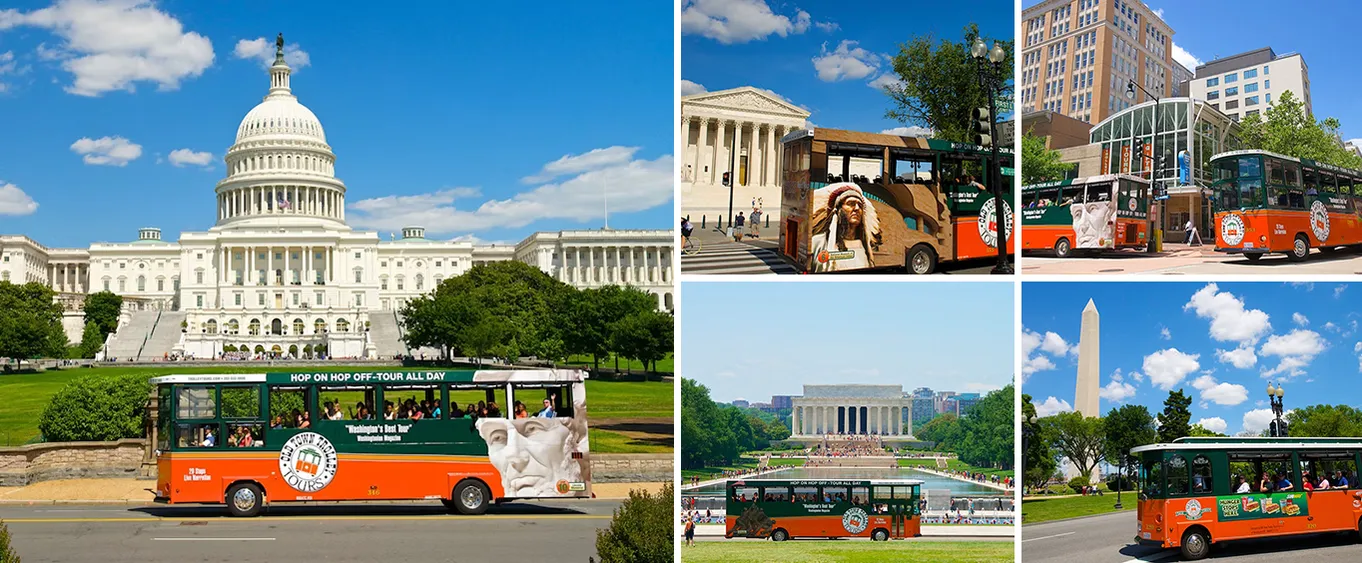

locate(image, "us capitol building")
[[0, 39, 673, 360]]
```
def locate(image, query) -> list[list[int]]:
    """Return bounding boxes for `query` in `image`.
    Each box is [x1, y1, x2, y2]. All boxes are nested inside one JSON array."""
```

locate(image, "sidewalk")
[[909, 467, 1012, 492], [0, 478, 668, 504], [681, 467, 792, 491]]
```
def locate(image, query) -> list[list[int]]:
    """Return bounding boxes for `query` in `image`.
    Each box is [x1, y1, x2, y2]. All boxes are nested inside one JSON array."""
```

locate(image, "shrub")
[[0, 519, 18, 563], [1106, 474, 1133, 491], [1067, 476, 1090, 494], [595, 483, 672, 563], [37, 373, 150, 442]]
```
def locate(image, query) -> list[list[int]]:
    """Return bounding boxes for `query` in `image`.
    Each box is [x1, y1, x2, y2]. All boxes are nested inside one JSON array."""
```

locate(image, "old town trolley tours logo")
[[842, 507, 869, 534], [978, 198, 1013, 249], [1310, 200, 1331, 242], [1220, 213, 1246, 246], [279, 432, 338, 493]]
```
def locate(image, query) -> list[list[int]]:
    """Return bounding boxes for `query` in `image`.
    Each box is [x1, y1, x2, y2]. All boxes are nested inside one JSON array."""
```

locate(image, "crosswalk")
[[681, 241, 799, 274]]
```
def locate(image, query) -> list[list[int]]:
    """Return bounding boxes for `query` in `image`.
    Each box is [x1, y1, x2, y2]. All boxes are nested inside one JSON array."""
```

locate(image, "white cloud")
[[1184, 283, 1273, 344], [349, 148, 672, 234], [69, 135, 141, 166], [1195, 416, 1227, 434], [1100, 378, 1137, 402], [1216, 345, 1257, 369], [167, 148, 212, 168], [1021, 328, 1074, 381], [1242, 408, 1290, 434], [813, 21, 839, 33], [1152, 8, 1165, 18], [0, 180, 38, 216], [1040, 331, 1076, 356], [680, 0, 812, 44], [1035, 396, 1073, 418], [1259, 329, 1327, 379], [881, 126, 932, 137], [6, 0, 215, 96], [520, 146, 639, 184], [1160, 326, 1171, 340], [0, 50, 18, 92], [1336, 285, 1348, 298], [233, 37, 310, 69], [1324, 321, 1340, 333], [1191, 374, 1249, 406], [1292, 312, 1309, 326], [1172, 43, 1202, 71], [1021, 355, 1056, 378], [867, 72, 903, 91], [1144, 348, 1201, 390], [812, 40, 883, 82], [680, 79, 707, 96]]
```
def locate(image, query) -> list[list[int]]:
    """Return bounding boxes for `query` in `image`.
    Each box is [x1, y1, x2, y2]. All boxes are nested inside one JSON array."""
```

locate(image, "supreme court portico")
[[789, 384, 912, 438]]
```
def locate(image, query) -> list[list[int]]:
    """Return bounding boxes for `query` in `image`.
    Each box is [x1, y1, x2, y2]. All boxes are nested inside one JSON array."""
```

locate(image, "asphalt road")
[[1021, 247, 1362, 274], [1023, 510, 1362, 563], [0, 500, 622, 562]]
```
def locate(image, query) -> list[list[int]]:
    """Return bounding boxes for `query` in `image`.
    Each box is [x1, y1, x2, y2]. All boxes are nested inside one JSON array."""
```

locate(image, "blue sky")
[[681, 0, 1013, 136], [682, 281, 1014, 404], [1023, 282, 1362, 436], [0, 0, 672, 247], [1026, 0, 1362, 144]]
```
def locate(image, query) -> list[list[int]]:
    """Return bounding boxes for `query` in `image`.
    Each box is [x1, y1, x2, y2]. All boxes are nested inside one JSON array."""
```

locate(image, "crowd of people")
[[811, 434, 887, 457]]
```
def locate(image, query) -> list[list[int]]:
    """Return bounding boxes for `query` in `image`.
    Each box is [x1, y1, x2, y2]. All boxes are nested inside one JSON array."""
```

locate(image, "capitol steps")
[[367, 311, 407, 359], [141, 311, 186, 360], [102, 311, 159, 361]]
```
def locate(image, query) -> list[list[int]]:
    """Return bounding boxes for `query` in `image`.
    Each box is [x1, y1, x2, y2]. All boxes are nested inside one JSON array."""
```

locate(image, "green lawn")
[[682, 541, 1012, 562], [565, 353, 673, 374], [589, 428, 671, 454], [897, 458, 1014, 478], [0, 366, 673, 450], [1022, 493, 1136, 524], [766, 458, 805, 467], [681, 459, 762, 481]]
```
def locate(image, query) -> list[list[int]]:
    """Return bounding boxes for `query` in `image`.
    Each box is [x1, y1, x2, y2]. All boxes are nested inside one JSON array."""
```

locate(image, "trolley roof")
[[1131, 436, 1362, 454], [726, 478, 924, 486], [1023, 173, 1149, 190], [149, 369, 589, 386]]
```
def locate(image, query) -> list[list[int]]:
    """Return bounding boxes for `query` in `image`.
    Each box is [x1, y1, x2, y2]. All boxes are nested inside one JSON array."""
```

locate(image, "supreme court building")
[[680, 86, 810, 223], [789, 384, 912, 438]]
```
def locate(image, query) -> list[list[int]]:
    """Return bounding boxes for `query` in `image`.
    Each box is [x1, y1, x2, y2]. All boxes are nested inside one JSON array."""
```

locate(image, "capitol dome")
[[235, 95, 326, 144]]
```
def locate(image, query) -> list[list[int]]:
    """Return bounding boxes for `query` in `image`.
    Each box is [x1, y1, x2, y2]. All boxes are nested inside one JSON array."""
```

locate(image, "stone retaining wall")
[[591, 453, 673, 483], [0, 439, 147, 487]]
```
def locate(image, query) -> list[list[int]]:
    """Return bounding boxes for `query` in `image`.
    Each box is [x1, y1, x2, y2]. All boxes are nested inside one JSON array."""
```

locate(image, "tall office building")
[[1021, 0, 1175, 125], [1170, 62, 1193, 96], [1187, 47, 1311, 123]]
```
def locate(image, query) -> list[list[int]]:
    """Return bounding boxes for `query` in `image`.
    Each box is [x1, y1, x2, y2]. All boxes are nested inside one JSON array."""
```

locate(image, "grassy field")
[[0, 366, 673, 449], [564, 353, 673, 374], [897, 458, 1014, 478], [681, 458, 762, 481], [1022, 492, 1136, 524], [681, 541, 1013, 562]]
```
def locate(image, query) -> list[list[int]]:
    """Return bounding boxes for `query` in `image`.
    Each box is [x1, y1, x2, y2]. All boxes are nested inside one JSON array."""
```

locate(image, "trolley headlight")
[[1260, 235, 1267, 242]]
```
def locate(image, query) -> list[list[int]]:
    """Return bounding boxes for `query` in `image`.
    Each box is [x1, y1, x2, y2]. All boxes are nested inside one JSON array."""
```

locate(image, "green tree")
[[0, 518, 18, 563], [1022, 394, 1056, 491], [1285, 404, 1362, 437], [1103, 404, 1156, 483], [1238, 90, 1362, 169], [883, 23, 1013, 144], [594, 483, 672, 563], [0, 282, 67, 363], [77, 321, 104, 359], [680, 378, 729, 468], [1188, 423, 1226, 437], [956, 385, 1015, 469], [82, 291, 123, 338], [916, 413, 962, 450], [1157, 389, 1192, 443], [610, 309, 674, 373], [1041, 411, 1105, 480], [566, 286, 658, 372], [1022, 131, 1074, 184]]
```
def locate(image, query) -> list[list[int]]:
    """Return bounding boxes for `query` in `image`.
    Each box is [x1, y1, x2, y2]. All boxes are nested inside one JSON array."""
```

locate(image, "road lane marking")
[[2, 514, 610, 524], [154, 538, 276, 541], [1021, 532, 1075, 543]]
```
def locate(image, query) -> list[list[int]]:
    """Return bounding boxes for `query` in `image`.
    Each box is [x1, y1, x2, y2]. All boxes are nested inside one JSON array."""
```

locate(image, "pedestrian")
[[749, 207, 762, 239], [733, 212, 745, 242], [1185, 219, 1201, 246], [684, 515, 696, 546]]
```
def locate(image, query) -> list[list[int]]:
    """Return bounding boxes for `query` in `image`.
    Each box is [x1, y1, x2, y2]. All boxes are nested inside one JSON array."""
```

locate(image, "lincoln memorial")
[[789, 384, 912, 439]]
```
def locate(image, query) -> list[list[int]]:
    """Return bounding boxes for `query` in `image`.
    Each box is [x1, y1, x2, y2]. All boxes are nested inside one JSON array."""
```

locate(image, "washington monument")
[[1074, 298, 1100, 417]]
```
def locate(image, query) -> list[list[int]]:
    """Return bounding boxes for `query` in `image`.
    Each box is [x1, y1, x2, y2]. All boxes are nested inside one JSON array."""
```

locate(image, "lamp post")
[[1267, 383, 1286, 437], [970, 38, 1012, 275], [1125, 79, 1161, 253]]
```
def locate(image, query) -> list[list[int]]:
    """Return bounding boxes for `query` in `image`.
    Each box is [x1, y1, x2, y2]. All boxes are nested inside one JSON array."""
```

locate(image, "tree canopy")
[[1157, 389, 1192, 443], [82, 291, 123, 338], [1041, 411, 1104, 480], [1022, 394, 1057, 490], [0, 281, 68, 363], [882, 23, 1013, 144], [916, 386, 1014, 469], [1237, 90, 1362, 169], [1103, 404, 1156, 477], [1022, 131, 1074, 185], [1286, 404, 1362, 437], [680, 378, 786, 468]]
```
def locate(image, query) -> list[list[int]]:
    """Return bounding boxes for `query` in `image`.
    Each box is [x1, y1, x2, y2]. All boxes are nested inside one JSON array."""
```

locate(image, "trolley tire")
[[452, 479, 491, 515], [1244, 253, 1262, 262], [872, 528, 889, 542], [1180, 528, 1210, 561], [771, 529, 789, 542], [1289, 234, 1310, 262], [1054, 238, 1072, 258], [906, 245, 937, 274], [225, 482, 264, 518]]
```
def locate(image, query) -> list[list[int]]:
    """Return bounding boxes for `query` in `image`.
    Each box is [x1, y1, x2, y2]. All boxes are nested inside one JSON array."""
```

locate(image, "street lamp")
[[1267, 383, 1287, 437], [1125, 79, 1162, 254], [970, 37, 1012, 275]]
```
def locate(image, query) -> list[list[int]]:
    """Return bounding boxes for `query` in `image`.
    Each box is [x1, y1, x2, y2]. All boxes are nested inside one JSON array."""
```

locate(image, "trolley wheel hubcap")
[[1187, 534, 1205, 554], [1296, 239, 1307, 256], [461, 486, 483, 509], [1058, 240, 1069, 253], [911, 252, 929, 273], [233, 488, 256, 511]]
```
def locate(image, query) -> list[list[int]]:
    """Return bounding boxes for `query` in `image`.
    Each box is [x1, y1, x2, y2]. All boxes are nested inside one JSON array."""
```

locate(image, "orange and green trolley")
[[152, 369, 591, 517], [1210, 150, 1362, 261], [1021, 174, 1150, 257], [1131, 437, 1362, 560], [725, 478, 922, 541]]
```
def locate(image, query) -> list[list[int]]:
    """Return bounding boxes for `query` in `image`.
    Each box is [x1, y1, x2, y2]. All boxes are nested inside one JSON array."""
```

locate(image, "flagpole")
[[603, 178, 610, 229]]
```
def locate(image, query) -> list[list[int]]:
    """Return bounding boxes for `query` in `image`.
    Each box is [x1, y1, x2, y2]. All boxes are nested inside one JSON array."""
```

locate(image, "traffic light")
[[972, 107, 992, 147], [722, 171, 731, 187], [1132, 137, 1144, 160]]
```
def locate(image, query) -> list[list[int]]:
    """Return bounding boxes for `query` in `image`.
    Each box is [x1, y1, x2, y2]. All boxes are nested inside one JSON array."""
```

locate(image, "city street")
[[681, 226, 1008, 275], [1021, 245, 1362, 274], [1023, 510, 1362, 563], [0, 500, 620, 562]]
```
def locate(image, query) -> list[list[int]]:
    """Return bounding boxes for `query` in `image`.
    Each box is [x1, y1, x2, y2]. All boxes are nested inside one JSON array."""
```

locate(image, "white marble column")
[[714, 119, 727, 185], [694, 119, 707, 183], [735, 122, 747, 187], [681, 117, 692, 182], [768, 125, 780, 185]]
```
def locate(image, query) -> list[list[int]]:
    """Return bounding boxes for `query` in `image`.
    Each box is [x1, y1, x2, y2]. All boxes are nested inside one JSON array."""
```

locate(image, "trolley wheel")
[[906, 245, 937, 274], [1180, 528, 1210, 560], [1289, 234, 1310, 261], [770, 529, 789, 542], [1054, 237, 1072, 258], [225, 482, 264, 518], [1244, 253, 1262, 262], [872, 528, 889, 542], [451, 479, 491, 515]]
